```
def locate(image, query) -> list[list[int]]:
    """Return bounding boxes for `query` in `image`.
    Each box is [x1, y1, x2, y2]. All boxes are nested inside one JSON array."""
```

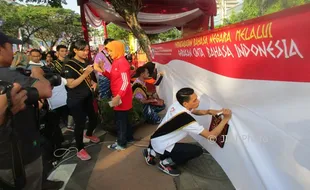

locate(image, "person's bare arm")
[[94, 63, 104, 73], [97, 60, 111, 79], [140, 98, 157, 104], [0, 84, 27, 126], [0, 95, 8, 125], [199, 109, 232, 140], [30, 67, 52, 98], [66, 65, 93, 89], [192, 109, 223, 116]]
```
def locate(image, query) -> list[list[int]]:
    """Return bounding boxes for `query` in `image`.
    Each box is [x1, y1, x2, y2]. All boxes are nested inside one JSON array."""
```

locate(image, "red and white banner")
[[153, 5, 310, 82], [153, 4, 310, 190]]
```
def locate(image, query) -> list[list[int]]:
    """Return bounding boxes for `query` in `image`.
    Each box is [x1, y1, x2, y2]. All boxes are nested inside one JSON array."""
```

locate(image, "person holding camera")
[[63, 40, 99, 161], [0, 84, 27, 125], [0, 32, 52, 189], [143, 88, 232, 177], [0, 83, 30, 188]]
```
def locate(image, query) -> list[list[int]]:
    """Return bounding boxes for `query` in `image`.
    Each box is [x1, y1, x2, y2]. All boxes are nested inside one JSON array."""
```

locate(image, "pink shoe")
[[84, 134, 100, 143], [77, 149, 91, 161]]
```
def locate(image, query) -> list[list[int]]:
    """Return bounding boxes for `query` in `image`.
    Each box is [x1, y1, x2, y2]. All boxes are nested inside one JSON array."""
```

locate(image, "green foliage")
[[106, 24, 181, 45], [148, 28, 182, 43], [225, 0, 310, 25], [98, 98, 115, 125], [17, 0, 66, 7], [0, 0, 82, 48], [107, 23, 130, 43], [34, 8, 83, 49], [98, 98, 144, 126]]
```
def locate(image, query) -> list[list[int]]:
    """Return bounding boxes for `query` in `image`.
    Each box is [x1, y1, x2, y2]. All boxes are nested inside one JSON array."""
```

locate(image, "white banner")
[[155, 60, 310, 190]]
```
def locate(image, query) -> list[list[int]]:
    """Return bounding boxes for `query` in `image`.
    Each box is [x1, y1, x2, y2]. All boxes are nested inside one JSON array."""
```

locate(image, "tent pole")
[[80, 0, 91, 59], [210, 16, 214, 30], [103, 21, 108, 39], [80, 1, 89, 42]]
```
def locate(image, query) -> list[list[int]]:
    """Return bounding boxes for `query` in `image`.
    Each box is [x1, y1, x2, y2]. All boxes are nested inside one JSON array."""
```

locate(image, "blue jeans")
[[115, 110, 134, 147], [98, 75, 112, 99], [143, 104, 166, 124]]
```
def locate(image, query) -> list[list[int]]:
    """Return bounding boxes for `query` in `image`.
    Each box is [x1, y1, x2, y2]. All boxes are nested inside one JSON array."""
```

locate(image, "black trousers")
[[68, 95, 97, 150], [115, 110, 133, 147], [42, 106, 68, 149], [159, 143, 203, 165]]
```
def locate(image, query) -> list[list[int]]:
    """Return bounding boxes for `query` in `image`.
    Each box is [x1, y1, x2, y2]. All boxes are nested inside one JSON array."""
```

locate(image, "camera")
[[16, 66, 62, 87], [0, 80, 39, 106]]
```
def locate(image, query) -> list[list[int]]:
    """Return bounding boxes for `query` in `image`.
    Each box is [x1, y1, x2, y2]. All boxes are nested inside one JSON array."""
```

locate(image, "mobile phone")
[[83, 65, 93, 71]]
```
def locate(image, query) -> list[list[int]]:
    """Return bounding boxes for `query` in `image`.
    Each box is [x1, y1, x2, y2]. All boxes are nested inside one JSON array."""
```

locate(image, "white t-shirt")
[[151, 102, 204, 154], [27, 61, 45, 69], [47, 78, 67, 110]]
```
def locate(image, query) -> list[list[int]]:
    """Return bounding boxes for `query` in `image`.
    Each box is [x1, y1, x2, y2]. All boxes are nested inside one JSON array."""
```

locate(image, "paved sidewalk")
[[87, 124, 176, 190], [52, 123, 235, 190], [175, 151, 234, 190]]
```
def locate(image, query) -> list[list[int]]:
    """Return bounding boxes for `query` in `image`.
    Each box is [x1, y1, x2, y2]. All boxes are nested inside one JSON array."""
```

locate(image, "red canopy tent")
[[78, 0, 217, 41]]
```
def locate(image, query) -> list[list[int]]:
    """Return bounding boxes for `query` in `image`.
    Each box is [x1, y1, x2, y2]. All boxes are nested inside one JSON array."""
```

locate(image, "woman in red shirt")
[[100, 40, 133, 150]]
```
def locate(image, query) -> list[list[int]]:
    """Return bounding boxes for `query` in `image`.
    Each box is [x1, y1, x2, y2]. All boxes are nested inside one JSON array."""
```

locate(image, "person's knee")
[[193, 145, 203, 157]]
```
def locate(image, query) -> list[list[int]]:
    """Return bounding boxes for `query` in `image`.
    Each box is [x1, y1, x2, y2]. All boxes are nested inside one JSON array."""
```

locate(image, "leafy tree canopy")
[[0, 0, 82, 49]]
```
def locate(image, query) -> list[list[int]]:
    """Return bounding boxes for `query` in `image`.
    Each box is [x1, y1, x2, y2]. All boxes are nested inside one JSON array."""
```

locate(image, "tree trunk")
[[50, 40, 56, 51], [124, 13, 152, 61], [109, 0, 153, 61], [42, 39, 49, 49]]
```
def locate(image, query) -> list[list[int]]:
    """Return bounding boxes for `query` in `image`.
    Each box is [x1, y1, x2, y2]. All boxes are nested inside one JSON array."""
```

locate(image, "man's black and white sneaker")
[[142, 149, 156, 165], [158, 160, 180, 177]]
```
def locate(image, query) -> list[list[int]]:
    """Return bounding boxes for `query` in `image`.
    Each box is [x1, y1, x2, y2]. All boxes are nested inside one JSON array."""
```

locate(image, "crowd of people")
[[0, 31, 232, 189]]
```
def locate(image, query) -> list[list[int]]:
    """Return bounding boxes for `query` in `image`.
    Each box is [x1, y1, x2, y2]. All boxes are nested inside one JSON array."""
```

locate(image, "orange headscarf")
[[105, 40, 125, 60]]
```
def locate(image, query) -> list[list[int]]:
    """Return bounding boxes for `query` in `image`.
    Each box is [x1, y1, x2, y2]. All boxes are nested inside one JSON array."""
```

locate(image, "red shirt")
[[103, 56, 132, 111]]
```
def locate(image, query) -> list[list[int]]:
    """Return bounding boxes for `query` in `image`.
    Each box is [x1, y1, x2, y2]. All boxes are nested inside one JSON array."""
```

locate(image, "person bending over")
[[143, 87, 232, 176]]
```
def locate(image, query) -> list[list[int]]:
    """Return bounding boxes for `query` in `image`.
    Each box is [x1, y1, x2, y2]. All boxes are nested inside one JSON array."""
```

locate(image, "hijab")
[[105, 40, 125, 60]]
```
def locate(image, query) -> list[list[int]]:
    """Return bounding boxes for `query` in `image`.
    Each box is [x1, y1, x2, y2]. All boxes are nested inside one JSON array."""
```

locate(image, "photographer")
[[0, 32, 52, 190], [0, 83, 29, 188], [0, 84, 27, 125]]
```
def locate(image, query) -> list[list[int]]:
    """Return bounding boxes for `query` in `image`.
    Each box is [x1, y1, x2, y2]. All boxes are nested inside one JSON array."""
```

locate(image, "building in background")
[[214, 0, 243, 26]]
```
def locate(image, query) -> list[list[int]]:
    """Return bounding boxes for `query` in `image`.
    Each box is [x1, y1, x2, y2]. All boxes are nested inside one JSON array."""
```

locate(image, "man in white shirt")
[[143, 87, 232, 176], [28, 49, 45, 69]]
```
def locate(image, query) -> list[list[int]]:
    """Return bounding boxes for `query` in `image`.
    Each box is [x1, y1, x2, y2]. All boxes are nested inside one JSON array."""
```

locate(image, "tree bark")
[[50, 40, 56, 50], [124, 13, 152, 61], [109, 0, 153, 61], [42, 39, 49, 49]]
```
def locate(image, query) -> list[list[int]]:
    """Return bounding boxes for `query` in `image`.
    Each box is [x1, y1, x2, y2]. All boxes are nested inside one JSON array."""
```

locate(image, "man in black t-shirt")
[[0, 32, 52, 190], [51, 45, 68, 74]]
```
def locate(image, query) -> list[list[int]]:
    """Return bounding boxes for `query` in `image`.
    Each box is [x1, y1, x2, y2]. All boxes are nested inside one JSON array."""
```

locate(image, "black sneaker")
[[42, 179, 64, 190], [158, 161, 180, 177], [142, 149, 156, 165]]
